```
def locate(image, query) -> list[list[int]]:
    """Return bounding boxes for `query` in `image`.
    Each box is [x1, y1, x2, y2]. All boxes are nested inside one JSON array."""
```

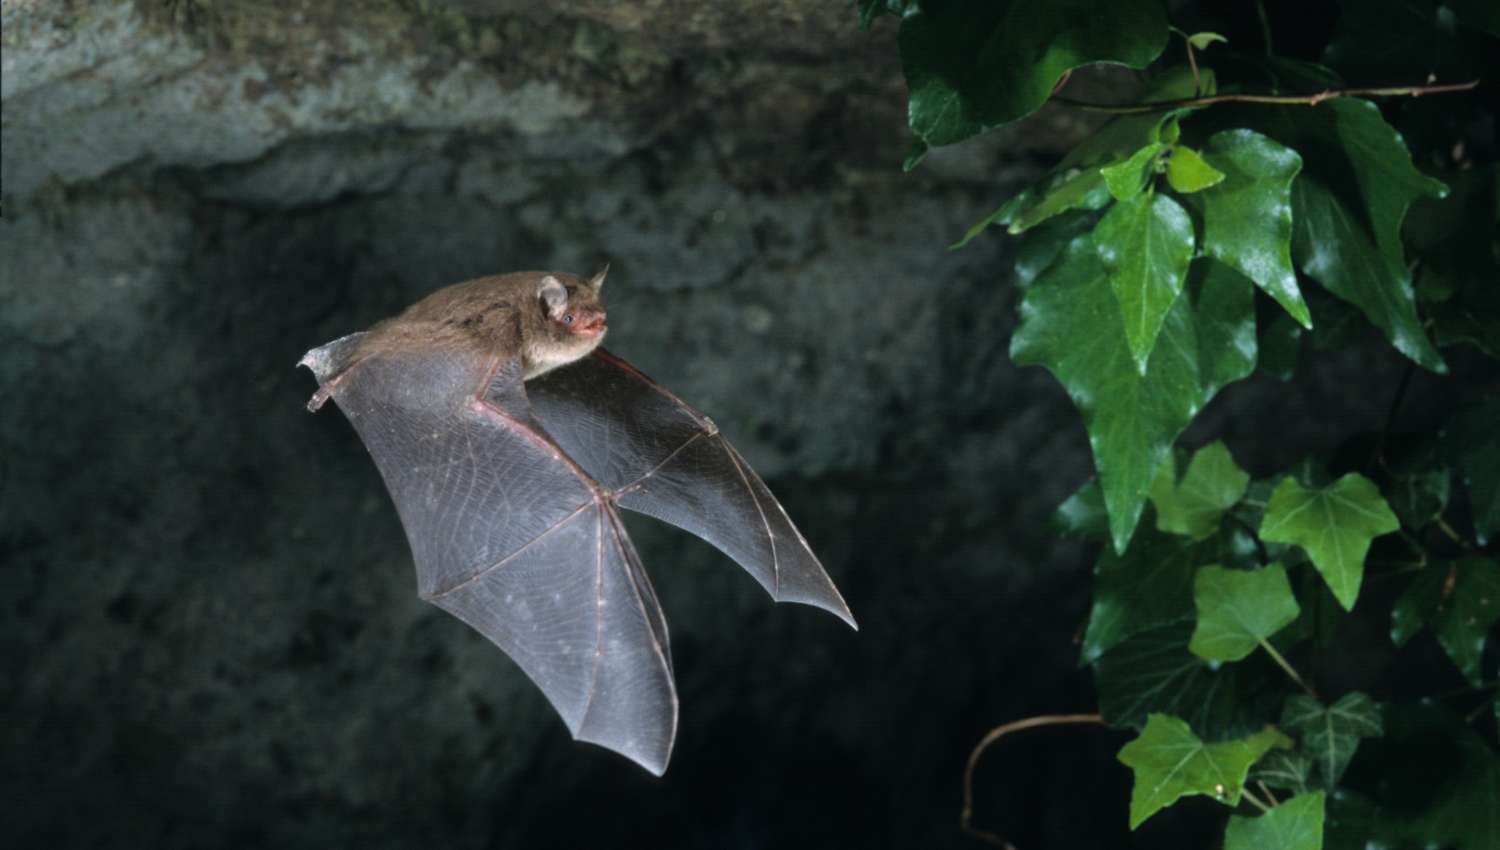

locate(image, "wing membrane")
[[301, 338, 676, 774], [528, 350, 856, 628]]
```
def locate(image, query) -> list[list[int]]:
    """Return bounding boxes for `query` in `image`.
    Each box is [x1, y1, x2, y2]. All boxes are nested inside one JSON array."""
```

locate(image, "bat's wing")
[[300, 333, 677, 775], [528, 349, 856, 629]]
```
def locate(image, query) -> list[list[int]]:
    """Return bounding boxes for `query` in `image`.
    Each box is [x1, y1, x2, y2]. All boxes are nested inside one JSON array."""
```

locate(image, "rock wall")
[[4, 2, 1451, 848]]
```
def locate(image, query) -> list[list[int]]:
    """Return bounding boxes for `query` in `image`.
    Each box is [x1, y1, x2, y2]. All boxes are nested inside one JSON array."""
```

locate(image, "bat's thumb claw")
[[306, 386, 332, 412]]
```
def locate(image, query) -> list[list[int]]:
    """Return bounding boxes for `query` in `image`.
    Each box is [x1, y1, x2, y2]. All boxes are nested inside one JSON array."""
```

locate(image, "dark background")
[[2, 2, 1490, 848]]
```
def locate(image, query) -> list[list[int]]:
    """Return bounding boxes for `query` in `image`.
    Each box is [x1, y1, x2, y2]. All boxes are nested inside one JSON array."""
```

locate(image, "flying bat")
[[299, 268, 855, 775]]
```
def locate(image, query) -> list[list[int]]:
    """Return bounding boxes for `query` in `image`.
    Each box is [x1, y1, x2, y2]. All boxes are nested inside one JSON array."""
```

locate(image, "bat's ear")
[[538, 274, 568, 318], [587, 264, 609, 293]]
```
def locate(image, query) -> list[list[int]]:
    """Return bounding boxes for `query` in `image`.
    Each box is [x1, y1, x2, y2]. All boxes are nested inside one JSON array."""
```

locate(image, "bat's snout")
[[573, 310, 607, 336]]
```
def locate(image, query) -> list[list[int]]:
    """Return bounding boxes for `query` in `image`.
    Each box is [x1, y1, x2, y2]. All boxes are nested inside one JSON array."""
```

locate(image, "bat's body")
[[300, 269, 854, 775]]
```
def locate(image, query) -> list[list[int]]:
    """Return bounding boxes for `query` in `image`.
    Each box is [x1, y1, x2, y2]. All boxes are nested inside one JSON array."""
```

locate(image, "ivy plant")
[[861, 1, 1499, 848]]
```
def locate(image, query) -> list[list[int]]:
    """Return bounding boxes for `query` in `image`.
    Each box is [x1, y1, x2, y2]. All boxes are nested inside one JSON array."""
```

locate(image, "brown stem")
[[1051, 79, 1480, 114], [961, 713, 1109, 848], [1183, 34, 1202, 97]]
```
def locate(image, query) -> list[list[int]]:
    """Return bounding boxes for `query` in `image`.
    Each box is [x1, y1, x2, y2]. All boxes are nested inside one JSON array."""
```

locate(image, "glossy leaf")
[[1392, 558, 1500, 686], [1186, 31, 1228, 51], [1054, 479, 1109, 540], [1094, 621, 1278, 740], [1080, 522, 1202, 664], [1444, 396, 1500, 545], [956, 167, 1111, 248], [1095, 192, 1196, 371], [1259, 474, 1400, 610], [1189, 564, 1300, 662], [1252, 749, 1315, 795], [1266, 99, 1448, 371], [1117, 714, 1291, 829], [1012, 239, 1256, 552], [1149, 441, 1250, 539], [1224, 792, 1326, 850], [1165, 145, 1225, 194], [1102, 142, 1166, 201], [896, 0, 1169, 151], [1281, 692, 1383, 787], [1410, 167, 1500, 359], [1198, 129, 1310, 328]]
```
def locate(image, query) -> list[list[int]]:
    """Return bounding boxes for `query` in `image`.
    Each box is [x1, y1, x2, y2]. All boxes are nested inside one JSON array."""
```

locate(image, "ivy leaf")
[[1347, 703, 1500, 850], [1258, 309, 1305, 380], [1102, 142, 1166, 201], [1095, 621, 1279, 740], [1224, 792, 1326, 850], [1094, 192, 1196, 371], [1054, 479, 1109, 539], [1012, 237, 1256, 552], [1189, 564, 1301, 662], [1259, 474, 1400, 611], [1392, 558, 1500, 686], [1252, 749, 1316, 795], [855, 0, 915, 29], [1186, 31, 1228, 51], [1198, 129, 1311, 328], [1383, 446, 1451, 531], [1149, 441, 1251, 539], [1165, 145, 1225, 194], [1407, 167, 1499, 360], [1267, 99, 1448, 371], [955, 167, 1111, 248], [1117, 714, 1291, 829], [1444, 395, 1500, 545], [896, 0, 1169, 152], [1080, 521, 1201, 664], [1281, 692, 1383, 787]]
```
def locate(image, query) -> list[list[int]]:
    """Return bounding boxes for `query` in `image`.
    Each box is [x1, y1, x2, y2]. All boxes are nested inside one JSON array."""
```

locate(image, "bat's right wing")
[[528, 349, 856, 628], [300, 333, 676, 775]]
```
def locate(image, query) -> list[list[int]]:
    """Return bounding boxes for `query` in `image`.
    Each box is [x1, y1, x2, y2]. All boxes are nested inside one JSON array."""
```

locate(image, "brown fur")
[[354, 270, 607, 380]]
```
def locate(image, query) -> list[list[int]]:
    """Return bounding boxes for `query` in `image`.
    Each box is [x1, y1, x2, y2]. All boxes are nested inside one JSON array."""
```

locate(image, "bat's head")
[[526, 267, 609, 378]]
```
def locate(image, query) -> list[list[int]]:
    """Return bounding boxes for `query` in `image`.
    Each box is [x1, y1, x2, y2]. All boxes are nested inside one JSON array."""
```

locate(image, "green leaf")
[[1252, 749, 1316, 795], [896, 0, 1169, 149], [1186, 31, 1228, 51], [1054, 479, 1109, 539], [855, 0, 914, 29], [1258, 474, 1400, 610], [1095, 192, 1196, 371], [1392, 558, 1500, 686], [1150, 441, 1251, 539], [1412, 167, 1500, 358], [1117, 714, 1291, 829], [1444, 396, 1500, 545], [1224, 792, 1326, 850], [1198, 129, 1311, 328], [1347, 703, 1500, 850], [1165, 145, 1225, 194], [1012, 235, 1256, 552], [1281, 692, 1383, 787], [1102, 142, 1166, 201], [956, 167, 1111, 248], [1189, 564, 1301, 662], [1080, 521, 1202, 664], [1059, 67, 1208, 171], [1272, 99, 1448, 371], [1258, 309, 1305, 380], [1383, 444, 1451, 530], [1095, 621, 1279, 740]]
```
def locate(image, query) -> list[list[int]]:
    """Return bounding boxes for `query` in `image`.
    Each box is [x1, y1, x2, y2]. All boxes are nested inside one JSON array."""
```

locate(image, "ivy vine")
[[861, 2, 1499, 848]]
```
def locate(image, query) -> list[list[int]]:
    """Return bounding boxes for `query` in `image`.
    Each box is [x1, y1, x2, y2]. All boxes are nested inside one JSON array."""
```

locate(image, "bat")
[[298, 267, 855, 775]]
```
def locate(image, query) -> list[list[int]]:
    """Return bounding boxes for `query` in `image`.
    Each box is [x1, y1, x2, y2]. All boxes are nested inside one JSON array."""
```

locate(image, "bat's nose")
[[576, 311, 606, 334]]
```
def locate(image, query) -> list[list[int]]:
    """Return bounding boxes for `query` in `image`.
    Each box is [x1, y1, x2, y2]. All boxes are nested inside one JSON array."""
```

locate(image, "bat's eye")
[[563, 313, 575, 325]]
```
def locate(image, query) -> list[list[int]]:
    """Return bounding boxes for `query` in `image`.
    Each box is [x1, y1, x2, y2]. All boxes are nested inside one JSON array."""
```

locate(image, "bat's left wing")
[[301, 332, 677, 774], [528, 349, 856, 629]]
